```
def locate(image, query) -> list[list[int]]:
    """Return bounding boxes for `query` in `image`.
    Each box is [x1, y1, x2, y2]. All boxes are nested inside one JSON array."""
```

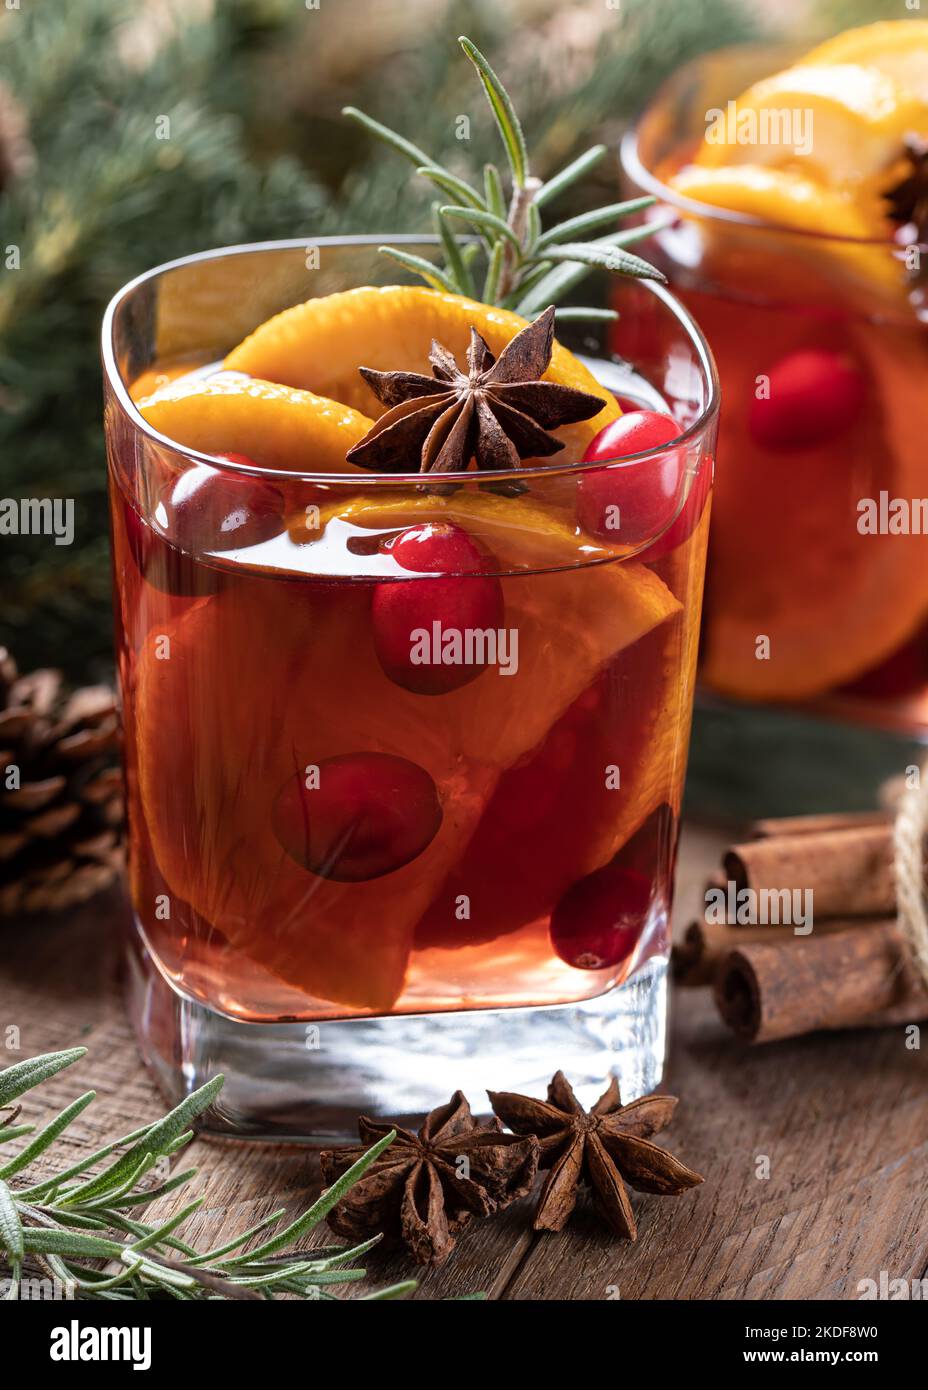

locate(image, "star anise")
[[345, 304, 604, 476], [488, 1071, 703, 1240], [319, 1092, 539, 1266], [884, 133, 928, 243]]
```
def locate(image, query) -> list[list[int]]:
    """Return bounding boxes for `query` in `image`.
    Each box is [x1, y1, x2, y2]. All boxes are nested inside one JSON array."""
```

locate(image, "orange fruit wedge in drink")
[[293, 489, 637, 567], [799, 21, 928, 103], [695, 64, 926, 188], [670, 164, 881, 239], [135, 499, 679, 1011], [668, 165, 904, 306], [130, 360, 206, 403], [415, 504, 708, 949], [223, 286, 620, 461], [136, 374, 374, 474], [669, 30, 928, 305]]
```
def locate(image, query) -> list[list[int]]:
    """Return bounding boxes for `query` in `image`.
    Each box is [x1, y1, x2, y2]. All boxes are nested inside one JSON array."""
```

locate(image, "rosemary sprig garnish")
[[0, 1047, 413, 1301], [344, 35, 666, 322]]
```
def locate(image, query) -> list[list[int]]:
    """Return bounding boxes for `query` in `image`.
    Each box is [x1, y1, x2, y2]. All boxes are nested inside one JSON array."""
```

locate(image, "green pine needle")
[[458, 36, 530, 189], [439, 204, 522, 251], [483, 163, 506, 219], [534, 145, 608, 207], [342, 106, 432, 170], [0, 1048, 411, 1302], [416, 165, 486, 211], [534, 199, 657, 249], [541, 241, 666, 281], [434, 205, 476, 298], [378, 246, 460, 295], [346, 35, 664, 316]]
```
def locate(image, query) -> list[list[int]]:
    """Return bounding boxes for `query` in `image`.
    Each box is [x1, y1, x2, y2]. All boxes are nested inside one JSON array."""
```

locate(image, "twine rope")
[[893, 760, 928, 991]]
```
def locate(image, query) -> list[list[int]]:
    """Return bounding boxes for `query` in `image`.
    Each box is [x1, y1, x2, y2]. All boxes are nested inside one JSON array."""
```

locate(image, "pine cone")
[[0, 648, 124, 917]]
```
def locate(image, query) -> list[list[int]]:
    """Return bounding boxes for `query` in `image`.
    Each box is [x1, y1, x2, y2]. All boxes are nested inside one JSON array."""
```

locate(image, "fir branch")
[[0, 1047, 410, 1301]]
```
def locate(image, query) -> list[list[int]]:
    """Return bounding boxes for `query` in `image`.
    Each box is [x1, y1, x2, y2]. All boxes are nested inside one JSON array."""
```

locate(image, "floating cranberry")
[[577, 411, 684, 549], [161, 456, 285, 553], [125, 455, 283, 596], [748, 349, 865, 450], [371, 522, 504, 695], [123, 497, 217, 598], [637, 453, 712, 565], [550, 864, 653, 970], [613, 393, 649, 415], [386, 521, 485, 575], [272, 752, 443, 882]]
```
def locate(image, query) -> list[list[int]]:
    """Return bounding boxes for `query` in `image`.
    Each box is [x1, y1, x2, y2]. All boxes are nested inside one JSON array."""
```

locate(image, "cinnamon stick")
[[750, 810, 890, 840], [713, 922, 928, 1043], [724, 824, 903, 919], [673, 915, 889, 987]]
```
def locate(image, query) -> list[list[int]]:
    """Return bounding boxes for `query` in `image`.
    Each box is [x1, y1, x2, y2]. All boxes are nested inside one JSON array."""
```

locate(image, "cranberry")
[[123, 498, 217, 598], [748, 349, 865, 450], [124, 455, 284, 595], [386, 521, 485, 575], [371, 522, 504, 695], [638, 453, 712, 564], [273, 752, 443, 882], [576, 411, 685, 549], [613, 393, 648, 414], [550, 864, 653, 970], [160, 456, 285, 553]]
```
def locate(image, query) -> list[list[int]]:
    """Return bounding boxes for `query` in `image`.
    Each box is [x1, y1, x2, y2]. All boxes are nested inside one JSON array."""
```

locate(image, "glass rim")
[[620, 44, 925, 254], [101, 235, 720, 487]]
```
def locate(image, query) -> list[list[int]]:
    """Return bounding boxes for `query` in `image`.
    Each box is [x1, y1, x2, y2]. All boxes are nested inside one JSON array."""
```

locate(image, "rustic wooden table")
[[2, 822, 926, 1301]]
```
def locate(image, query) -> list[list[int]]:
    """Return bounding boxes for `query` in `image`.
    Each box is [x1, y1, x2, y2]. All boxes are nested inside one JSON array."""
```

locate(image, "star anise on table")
[[345, 304, 603, 477], [319, 1092, 539, 1266], [489, 1072, 703, 1240], [884, 133, 928, 246]]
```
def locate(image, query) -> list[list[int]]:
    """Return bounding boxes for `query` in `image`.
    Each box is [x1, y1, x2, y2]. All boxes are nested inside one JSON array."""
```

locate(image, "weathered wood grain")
[[1, 825, 925, 1300]]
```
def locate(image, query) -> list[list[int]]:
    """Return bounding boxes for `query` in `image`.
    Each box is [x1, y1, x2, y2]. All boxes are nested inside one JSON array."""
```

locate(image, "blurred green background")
[[0, 0, 901, 679]]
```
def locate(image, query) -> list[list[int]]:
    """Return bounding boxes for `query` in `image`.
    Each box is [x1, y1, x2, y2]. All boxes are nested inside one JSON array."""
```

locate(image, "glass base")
[[126, 934, 668, 1143]]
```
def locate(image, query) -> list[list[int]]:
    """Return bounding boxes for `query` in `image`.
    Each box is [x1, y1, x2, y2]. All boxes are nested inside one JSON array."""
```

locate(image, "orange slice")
[[670, 164, 880, 239], [415, 503, 710, 950], [293, 489, 637, 568], [130, 359, 206, 403], [223, 286, 620, 461], [667, 165, 903, 309], [135, 501, 678, 1010], [695, 64, 926, 187], [137, 374, 373, 474], [800, 21, 928, 104]]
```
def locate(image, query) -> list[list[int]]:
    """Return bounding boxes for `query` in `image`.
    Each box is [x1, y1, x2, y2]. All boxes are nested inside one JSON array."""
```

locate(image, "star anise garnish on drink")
[[885, 133, 928, 245], [319, 1092, 539, 1266], [488, 1072, 703, 1240], [345, 304, 603, 475]]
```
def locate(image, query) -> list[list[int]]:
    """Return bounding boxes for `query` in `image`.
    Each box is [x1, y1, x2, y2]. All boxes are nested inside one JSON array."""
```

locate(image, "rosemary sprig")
[[344, 35, 666, 321], [0, 1048, 413, 1301]]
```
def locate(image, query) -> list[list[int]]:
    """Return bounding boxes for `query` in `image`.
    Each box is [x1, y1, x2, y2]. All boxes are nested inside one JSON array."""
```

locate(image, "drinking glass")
[[103, 238, 717, 1139], [622, 46, 928, 736]]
